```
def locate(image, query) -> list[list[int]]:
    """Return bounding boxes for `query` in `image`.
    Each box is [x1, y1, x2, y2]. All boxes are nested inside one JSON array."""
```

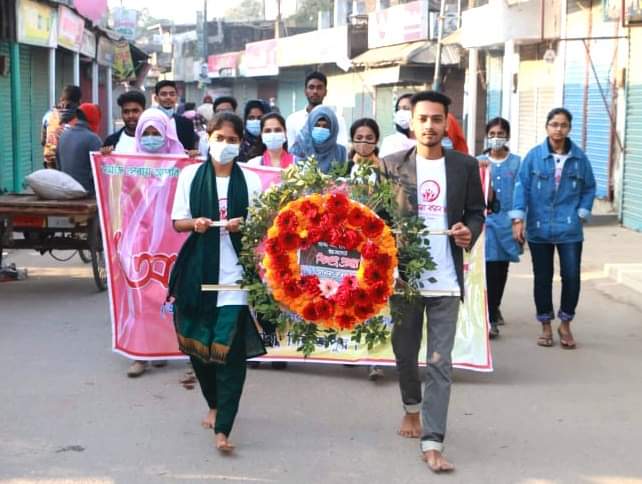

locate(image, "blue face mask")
[[140, 135, 165, 152], [311, 126, 331, 145], [158, 106, 175, 118], [246, 119, 261, 137]]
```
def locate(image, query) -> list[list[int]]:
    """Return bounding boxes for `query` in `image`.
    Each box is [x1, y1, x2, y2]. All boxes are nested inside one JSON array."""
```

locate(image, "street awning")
[[351, 40, 462, 68]]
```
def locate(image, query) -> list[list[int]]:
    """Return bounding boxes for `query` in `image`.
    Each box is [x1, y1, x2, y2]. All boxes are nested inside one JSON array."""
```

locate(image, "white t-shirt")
[[416, 156, 460, 296], [553, 153, 570, 188], [380, 132, 415, 158], [286, 107, 349, 148], [114, 131, 137, 154], [171, 163, 262, 306]]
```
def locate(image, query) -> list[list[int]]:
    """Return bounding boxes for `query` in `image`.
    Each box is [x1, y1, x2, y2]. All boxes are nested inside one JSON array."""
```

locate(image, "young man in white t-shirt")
[[380, 91, 485, 473], [102, 90, 146, 155], [285, 71, 348, 148]]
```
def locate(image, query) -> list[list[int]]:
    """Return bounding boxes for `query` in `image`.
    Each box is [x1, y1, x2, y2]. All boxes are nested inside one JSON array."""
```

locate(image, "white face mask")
[[209, 141, 240, 165], [394, 109, 412, 130], [262, 132, 286, 150], [487, 137, 508, 151]]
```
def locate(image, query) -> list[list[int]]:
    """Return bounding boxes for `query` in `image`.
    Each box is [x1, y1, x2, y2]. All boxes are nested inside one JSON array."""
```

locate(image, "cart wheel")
[[78, 250, 92, 264], [88, 218, 107, 291]]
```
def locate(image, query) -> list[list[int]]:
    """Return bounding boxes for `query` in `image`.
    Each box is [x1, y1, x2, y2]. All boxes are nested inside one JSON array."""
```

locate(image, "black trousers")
[[486, 261, 510, 323]]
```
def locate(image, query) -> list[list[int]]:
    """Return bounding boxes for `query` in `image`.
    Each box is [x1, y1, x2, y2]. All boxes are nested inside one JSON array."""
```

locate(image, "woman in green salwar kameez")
[[170, 112, 265, 452]]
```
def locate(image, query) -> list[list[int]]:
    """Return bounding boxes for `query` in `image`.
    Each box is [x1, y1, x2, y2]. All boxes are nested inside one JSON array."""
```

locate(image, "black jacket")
[[380, 147, 486, 299], [103, 127, 126, 147], [174, 115, 198, 150]]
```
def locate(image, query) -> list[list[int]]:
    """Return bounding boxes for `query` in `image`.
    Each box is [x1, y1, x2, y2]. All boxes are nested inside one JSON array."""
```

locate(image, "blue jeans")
[[528, 241, 583, 323]]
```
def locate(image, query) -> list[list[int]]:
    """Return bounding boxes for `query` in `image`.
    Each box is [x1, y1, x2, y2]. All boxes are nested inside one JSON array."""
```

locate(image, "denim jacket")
[[478, 152, 523, 261], [509, 138, 596, 244]]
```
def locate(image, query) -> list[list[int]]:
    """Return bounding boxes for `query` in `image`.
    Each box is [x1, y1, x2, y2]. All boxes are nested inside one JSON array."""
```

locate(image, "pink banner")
[[91, 154, 283, 359]]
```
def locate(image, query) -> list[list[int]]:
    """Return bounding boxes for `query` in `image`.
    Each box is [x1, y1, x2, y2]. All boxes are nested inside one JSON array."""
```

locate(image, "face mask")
[[210, 141, 240, 164], [353, 140, 377, 158], [311, 127, 331, 145], [441, 137, 453, 149], [394, 109, 412, 130], [246, 119, 261, 137], [158, 106, 175, 118], [487, 137, 508, 151], [58, 106, 77, 123], [140, 135, 165, 153], [262, 132, 286, 150]]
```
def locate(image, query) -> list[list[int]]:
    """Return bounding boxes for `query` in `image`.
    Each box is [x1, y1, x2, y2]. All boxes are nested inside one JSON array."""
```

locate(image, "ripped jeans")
[[391, 295, 460, 453]]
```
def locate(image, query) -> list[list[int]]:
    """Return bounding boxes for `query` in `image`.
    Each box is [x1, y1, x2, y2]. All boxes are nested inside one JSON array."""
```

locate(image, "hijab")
[[135, 108, 185, 154], [290, 105, 347, 173]]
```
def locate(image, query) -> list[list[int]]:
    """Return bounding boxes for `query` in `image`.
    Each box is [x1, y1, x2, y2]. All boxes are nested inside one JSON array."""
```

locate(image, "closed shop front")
[[486, 51, 503, 120], [622, 29, 642, 231], [517, 45, 556, 157], [0, 41, 14, 192], [563, 39, 616, 198]]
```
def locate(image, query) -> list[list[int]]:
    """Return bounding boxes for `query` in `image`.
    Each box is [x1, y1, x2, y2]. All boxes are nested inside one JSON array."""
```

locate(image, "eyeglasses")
[[547, 123, 570, 129]]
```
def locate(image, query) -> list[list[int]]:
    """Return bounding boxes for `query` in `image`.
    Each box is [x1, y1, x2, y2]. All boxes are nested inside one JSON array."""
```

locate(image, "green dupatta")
[[169, 159, 264, 363]]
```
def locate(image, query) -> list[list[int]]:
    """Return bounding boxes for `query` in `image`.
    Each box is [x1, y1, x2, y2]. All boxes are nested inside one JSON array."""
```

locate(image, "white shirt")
[[553, 153, 570, 188], [416, 156, 460, 295], [171, 163, 262, 306], [114, 131, 137, 154], [380, 132, 415, 158], [286, 107, 349, 148]]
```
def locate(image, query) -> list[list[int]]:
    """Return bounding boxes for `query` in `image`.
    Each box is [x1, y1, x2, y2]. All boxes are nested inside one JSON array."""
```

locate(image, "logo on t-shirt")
[[420, 180, 441, 203], [219, 198, 228, 220]]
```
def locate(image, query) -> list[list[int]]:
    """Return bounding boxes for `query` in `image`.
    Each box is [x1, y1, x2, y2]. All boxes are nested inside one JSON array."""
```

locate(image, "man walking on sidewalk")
[[380, 91, 485, 472]]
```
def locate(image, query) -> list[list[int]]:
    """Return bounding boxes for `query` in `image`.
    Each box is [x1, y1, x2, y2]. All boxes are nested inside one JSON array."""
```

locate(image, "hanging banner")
[[113, 41, 135, 81], [91, 155, 491, 371], [368, 0, 429, 49], [207, 52, 241, 78], [242, 39, 279, 77], [111, 7, 138, 41], [16, 0, 58, 48], [79, 28, 96, 58], [57, 5, 84, 52], [96, 35, 115, 66]]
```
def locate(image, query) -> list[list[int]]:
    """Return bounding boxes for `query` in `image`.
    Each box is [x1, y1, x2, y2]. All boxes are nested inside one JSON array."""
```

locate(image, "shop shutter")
[[622, 30, 642, 231], [518, 58, 554, 157], [563, 40, 586, 149], [486, 52, 503, 120], [0, 41, 14, 192], [30, 46, 50, 171], [375, 86, 394, 139]]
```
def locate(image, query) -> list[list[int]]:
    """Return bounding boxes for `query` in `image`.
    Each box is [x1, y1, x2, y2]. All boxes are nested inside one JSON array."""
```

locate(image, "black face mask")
[[58, 106, 77, 123]]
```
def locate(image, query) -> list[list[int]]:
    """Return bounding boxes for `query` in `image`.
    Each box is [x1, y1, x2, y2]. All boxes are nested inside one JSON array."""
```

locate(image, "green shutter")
[[30, 46, 50, 172], [0, 41, 14, 192]]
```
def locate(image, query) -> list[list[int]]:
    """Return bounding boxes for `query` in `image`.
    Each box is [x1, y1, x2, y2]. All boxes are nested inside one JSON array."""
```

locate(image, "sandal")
[[537, 334, 554, 347], [557, 328, 577, 349]]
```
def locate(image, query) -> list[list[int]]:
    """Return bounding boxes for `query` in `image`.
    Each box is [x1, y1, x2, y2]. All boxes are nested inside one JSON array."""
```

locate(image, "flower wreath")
[[239, 158, 435, 357], [263, 192, 397, 331]]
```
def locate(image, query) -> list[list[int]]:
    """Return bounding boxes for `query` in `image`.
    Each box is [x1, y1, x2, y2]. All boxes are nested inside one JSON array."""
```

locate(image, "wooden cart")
[[0, 194, 107, 291]]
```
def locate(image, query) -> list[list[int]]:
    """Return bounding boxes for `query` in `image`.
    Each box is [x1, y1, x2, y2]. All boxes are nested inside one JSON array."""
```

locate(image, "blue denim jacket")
[[478, 152, 523, 261], [510, 138, 596, 244]]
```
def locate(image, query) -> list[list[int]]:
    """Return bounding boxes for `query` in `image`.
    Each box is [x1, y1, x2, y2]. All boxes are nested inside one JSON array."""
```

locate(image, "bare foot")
[[398, 412, 421, 438], [201, 409, 216, 429], [215, 433, 235, 453], [422, 450, 455, 473]]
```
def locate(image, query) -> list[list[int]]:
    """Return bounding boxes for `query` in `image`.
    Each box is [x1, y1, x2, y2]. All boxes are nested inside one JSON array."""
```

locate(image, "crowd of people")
[[41, 70, 596, 471]]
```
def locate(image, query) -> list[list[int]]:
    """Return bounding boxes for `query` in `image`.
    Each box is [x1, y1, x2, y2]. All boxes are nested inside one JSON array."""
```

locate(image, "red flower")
[[363, 216, 385, 238], [300, 275, 321, 296], [306, 228, 323, 245], [302, 303, 319, 321], [333, 285, 353, 308], [343, 229, 362, 251], [329, 227, 344, 248], [326, 192, 350, 218], [271, 268, 291, 284], [264, 237, 281, 255], [339, 275, 358, 290], [353, 288, 370, 306], [354, 304, 374, 319], [276, 210, 298, 231], [369, 281, 389, 303], [278, 231, 301, 251], [374, 253, 392, 269], [300, 200, 320, 221], [270, 252, 291, 269], [284, 278, 303, 298], [347, 206, 367, 227], [337, 314, 357, 329], [314, 299, 335, 320], [361, 241, 379, 259], [364, 265, 386, 284]]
